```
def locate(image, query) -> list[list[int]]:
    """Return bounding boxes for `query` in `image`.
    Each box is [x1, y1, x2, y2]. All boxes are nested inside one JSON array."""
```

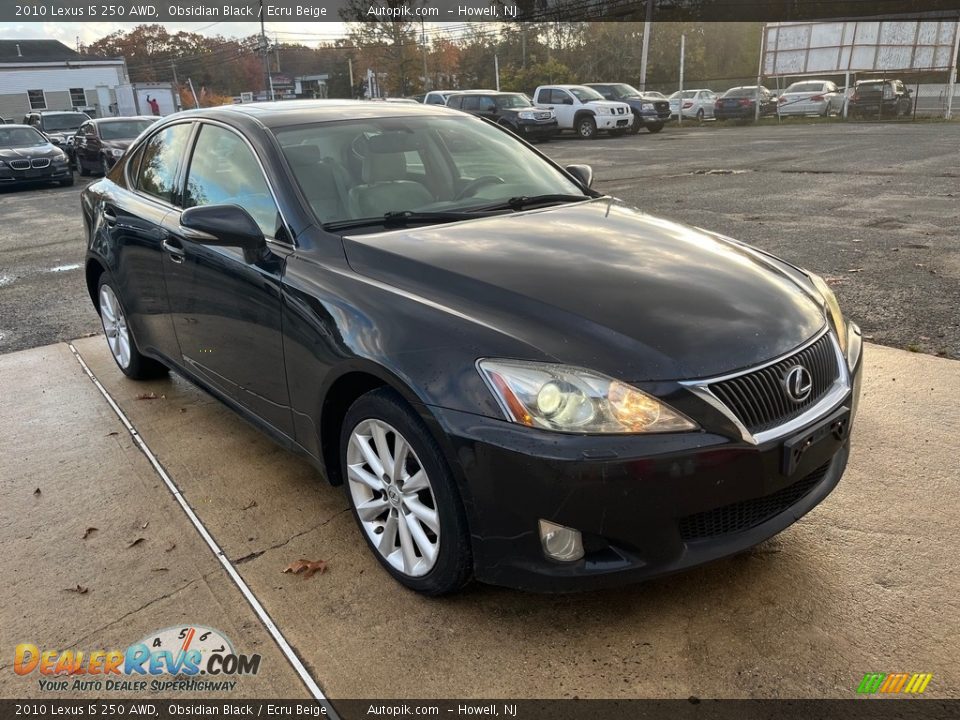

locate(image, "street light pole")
[[639, 0, 654, 92], [259, 0, 271, 101]]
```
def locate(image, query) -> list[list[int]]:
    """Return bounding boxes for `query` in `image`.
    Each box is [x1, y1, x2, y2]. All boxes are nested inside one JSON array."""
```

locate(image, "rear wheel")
[[78, 160, 90, 177], [696, 108, 705, 121], [341, 388, 472, 595], [97, 275, 168, 380], [646, 122, 664, 134], [576, 116, 597, 140]]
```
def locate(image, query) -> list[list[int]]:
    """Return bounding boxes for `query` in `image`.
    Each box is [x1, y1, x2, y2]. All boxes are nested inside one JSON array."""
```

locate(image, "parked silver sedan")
[[669, 89, 718, 120], [777, 80, 843, 116]]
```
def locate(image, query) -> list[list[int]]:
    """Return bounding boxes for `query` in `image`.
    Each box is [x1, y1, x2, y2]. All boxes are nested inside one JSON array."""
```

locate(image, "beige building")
[[0, 40, 128, 122]]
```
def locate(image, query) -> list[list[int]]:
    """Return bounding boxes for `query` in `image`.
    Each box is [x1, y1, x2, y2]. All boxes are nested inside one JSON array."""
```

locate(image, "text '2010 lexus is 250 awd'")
[[81, 101, 863, 594]]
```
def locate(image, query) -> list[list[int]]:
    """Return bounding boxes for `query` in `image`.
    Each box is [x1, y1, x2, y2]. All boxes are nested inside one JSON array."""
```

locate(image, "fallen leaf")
[[82, 527, 98, 539], [242, 500, 258, 511], [282, 559, 328, 579], [135, 392, 165, 400], [151, 568, 169, 572], [106, 431, 119, 436], [127, 537, 145, 548], [33, 488, 41, 496], [63, 585, 88, 594], [141, 521, 149, 529]]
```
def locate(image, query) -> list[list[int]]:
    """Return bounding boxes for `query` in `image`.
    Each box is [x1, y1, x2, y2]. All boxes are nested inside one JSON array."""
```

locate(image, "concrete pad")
[[69, 335, 960, 699], [0, 343, 308, 699]]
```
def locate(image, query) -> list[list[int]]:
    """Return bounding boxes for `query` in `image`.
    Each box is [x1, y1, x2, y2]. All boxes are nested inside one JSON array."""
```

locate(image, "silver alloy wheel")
[[99, 284, 131, 369], [346, 419, 440, 577]]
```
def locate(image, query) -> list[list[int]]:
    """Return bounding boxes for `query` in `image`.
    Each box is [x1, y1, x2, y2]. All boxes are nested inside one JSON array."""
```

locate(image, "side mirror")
[[180, 204, 266, 256], [565, 164, 593, 189]]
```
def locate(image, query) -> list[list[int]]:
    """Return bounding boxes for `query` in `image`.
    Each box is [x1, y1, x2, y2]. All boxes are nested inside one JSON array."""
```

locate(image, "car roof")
[[92, 116, 155, 123], [1, 124, 36, 130], [33, 110, 88, 115], [163, 100, 460, 129]]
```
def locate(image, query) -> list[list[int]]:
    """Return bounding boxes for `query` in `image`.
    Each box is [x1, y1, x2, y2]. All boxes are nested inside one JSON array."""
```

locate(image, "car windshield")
[[0, 127, 47, 147], [495, 94, 532, 109], [602, 84, 641, 99], [569, 87, 606, 102], [644, 91, 666, 99], [785, 82, 825, 93], [669, 90, 698, 99], [274, 115, 586, 229], [99, 120, 154, 140], [41, 113, 88, 132]]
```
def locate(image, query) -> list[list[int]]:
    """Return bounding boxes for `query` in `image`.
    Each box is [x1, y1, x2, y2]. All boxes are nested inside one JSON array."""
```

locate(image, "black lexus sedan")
[[446, 91, 558, 141], [714, 86, 779, 120], [74, 116, 156, 176], [80, 101, 863, 594], [0, 124, 73, 188]]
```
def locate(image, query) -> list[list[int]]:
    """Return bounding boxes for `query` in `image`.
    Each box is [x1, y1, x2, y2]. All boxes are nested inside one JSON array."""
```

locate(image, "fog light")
[[538, 520, 584, 562]]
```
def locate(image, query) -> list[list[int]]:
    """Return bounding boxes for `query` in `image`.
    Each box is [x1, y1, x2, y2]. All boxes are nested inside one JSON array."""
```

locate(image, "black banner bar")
[[3, 0, 960, 24], [1, 699, 958, 720]]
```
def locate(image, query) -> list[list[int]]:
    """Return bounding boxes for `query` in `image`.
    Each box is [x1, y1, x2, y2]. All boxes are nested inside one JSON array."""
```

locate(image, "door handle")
[[161, 236, 185, 264]]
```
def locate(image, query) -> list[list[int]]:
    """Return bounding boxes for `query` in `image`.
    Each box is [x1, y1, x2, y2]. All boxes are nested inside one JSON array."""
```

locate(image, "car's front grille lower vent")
[[31, 158, 50, 168], [678, 461, 831, 542], [708, 332, 838, 434]]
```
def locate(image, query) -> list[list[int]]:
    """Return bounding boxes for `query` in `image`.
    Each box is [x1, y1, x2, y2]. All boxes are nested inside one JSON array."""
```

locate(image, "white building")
[[0, 40, 128, 122]]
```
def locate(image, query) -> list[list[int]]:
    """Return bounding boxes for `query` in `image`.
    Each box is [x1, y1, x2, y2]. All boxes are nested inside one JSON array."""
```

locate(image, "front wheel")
[[628, 114, 641, 134], [576, 116, 597, 140], [646, 122, 664, 134], [97, 275, 168, 380], [342, 388, 472, 595]]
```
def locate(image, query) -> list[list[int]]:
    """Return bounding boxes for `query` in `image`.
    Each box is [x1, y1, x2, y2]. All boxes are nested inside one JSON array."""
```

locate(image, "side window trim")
[[184, 120, 292, 246], [130, 120, 196, 209]]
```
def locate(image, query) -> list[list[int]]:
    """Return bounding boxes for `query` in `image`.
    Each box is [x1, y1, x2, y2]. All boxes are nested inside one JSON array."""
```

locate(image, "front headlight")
[[478, 359, 697, 434], [517, 110, 536, 120], [110, 148, 124, 158], [809, 273, 848, 354], [641, 102, 654, 110], [54, 150, 68, 162]]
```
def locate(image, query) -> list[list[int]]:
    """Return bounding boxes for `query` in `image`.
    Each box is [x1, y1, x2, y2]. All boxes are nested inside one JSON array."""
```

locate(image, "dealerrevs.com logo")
[[857, 672, 933, 695], [13, 625, 261, 693]]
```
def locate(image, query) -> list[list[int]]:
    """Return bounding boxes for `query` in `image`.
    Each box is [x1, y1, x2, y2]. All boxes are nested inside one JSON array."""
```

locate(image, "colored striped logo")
[[857, 673, 933, 694]]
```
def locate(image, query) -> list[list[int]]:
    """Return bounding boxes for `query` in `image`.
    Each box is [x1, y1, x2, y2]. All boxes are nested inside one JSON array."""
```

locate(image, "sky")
[[0, 21, 354, 48]]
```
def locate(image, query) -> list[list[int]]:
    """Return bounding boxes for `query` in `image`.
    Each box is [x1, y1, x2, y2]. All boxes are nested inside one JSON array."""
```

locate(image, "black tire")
[[59, 174, 75, 187], [341, 387, 472, 595], [646, 122, 664, 134], [627, 113, 641, 135], [78, 160, 90, 177], [96, 274, 168, 380], [576, 115, 597, 140], [696, 109, 705, 121]]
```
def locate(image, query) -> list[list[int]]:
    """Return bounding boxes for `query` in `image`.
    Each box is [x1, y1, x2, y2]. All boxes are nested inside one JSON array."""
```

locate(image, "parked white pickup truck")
[[532, 85, 632, 139]]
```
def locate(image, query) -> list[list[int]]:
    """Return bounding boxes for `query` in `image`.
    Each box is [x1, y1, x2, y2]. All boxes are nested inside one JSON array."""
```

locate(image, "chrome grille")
[[9, 160, 30, 170], [31, 158, 51, 169], [534, 111, 552, 120], [679, 461, 831, 542], [708, 332, 839, 434]]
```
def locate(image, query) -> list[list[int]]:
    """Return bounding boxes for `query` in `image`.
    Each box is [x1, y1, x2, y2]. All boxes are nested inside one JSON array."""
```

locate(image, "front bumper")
[[0, 164, 72, 184], [517, 119, 558, 138], [596, 114, 631, 130], [428, 336, 863, 592]]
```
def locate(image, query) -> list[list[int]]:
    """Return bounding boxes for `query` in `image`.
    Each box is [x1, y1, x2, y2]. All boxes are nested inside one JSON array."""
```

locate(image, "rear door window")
[[137, 123, 193, 205]]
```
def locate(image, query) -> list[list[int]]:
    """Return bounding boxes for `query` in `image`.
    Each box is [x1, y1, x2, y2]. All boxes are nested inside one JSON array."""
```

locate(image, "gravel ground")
[[0, 120, 957, 358]]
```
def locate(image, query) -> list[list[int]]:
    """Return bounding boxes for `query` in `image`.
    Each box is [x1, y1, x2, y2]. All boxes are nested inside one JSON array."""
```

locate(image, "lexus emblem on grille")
[[783, 365, 813, 403]]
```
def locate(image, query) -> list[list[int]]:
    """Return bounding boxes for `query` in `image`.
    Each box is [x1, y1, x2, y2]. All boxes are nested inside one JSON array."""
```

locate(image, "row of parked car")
[[414, 83, 672, 140], [0, 110, 156, 188], [669, 78, 915, 121]]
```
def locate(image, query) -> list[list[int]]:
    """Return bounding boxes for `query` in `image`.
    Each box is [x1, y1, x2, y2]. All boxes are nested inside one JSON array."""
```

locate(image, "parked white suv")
[[533, 85, 632, 139]]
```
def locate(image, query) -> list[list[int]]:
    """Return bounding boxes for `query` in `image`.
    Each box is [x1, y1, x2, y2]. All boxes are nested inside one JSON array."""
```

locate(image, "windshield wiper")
[[323, 209, 493, 232], [475, 194, 591, 212]]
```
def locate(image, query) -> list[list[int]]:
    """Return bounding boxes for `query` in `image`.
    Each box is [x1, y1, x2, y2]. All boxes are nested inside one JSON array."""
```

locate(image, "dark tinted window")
[[184, 124, 280, 238], [462, 96, 483, 111], [137, 123, 192, 204], [447, 96, 463, 109]]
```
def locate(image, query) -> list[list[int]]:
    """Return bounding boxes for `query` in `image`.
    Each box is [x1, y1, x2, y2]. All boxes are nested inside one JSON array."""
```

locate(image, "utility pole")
[[639, 0, 654, 91], [521, 26, 527, 69], [420, 19, 430, 92], [946, 18, 959, 119], [678, 33, 684, 126], [347, 57, 354, 98], [494, 54, 500, 91], [258, 0, 271, 101]]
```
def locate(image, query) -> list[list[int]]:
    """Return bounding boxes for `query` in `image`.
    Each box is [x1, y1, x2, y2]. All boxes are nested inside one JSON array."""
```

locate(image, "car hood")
[[583, 100, 631, 112], [342, 199, 825, 381], [0, 144, 60, 160]]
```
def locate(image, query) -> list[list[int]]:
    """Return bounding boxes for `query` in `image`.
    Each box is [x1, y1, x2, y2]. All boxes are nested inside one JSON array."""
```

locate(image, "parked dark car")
[[848, 79, 913, 118], [80, 101, 862, 594], [74, 116, 156, 176], [714, 86, 779, 120], [446, 91, 558, 141], [23, 110, 90, 165], [585, 83, 671, 133], [0, 124, 73, 188]]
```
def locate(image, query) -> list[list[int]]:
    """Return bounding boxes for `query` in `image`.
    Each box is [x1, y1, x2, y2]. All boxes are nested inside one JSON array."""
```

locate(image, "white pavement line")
[[68, 343, 337, 715]]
